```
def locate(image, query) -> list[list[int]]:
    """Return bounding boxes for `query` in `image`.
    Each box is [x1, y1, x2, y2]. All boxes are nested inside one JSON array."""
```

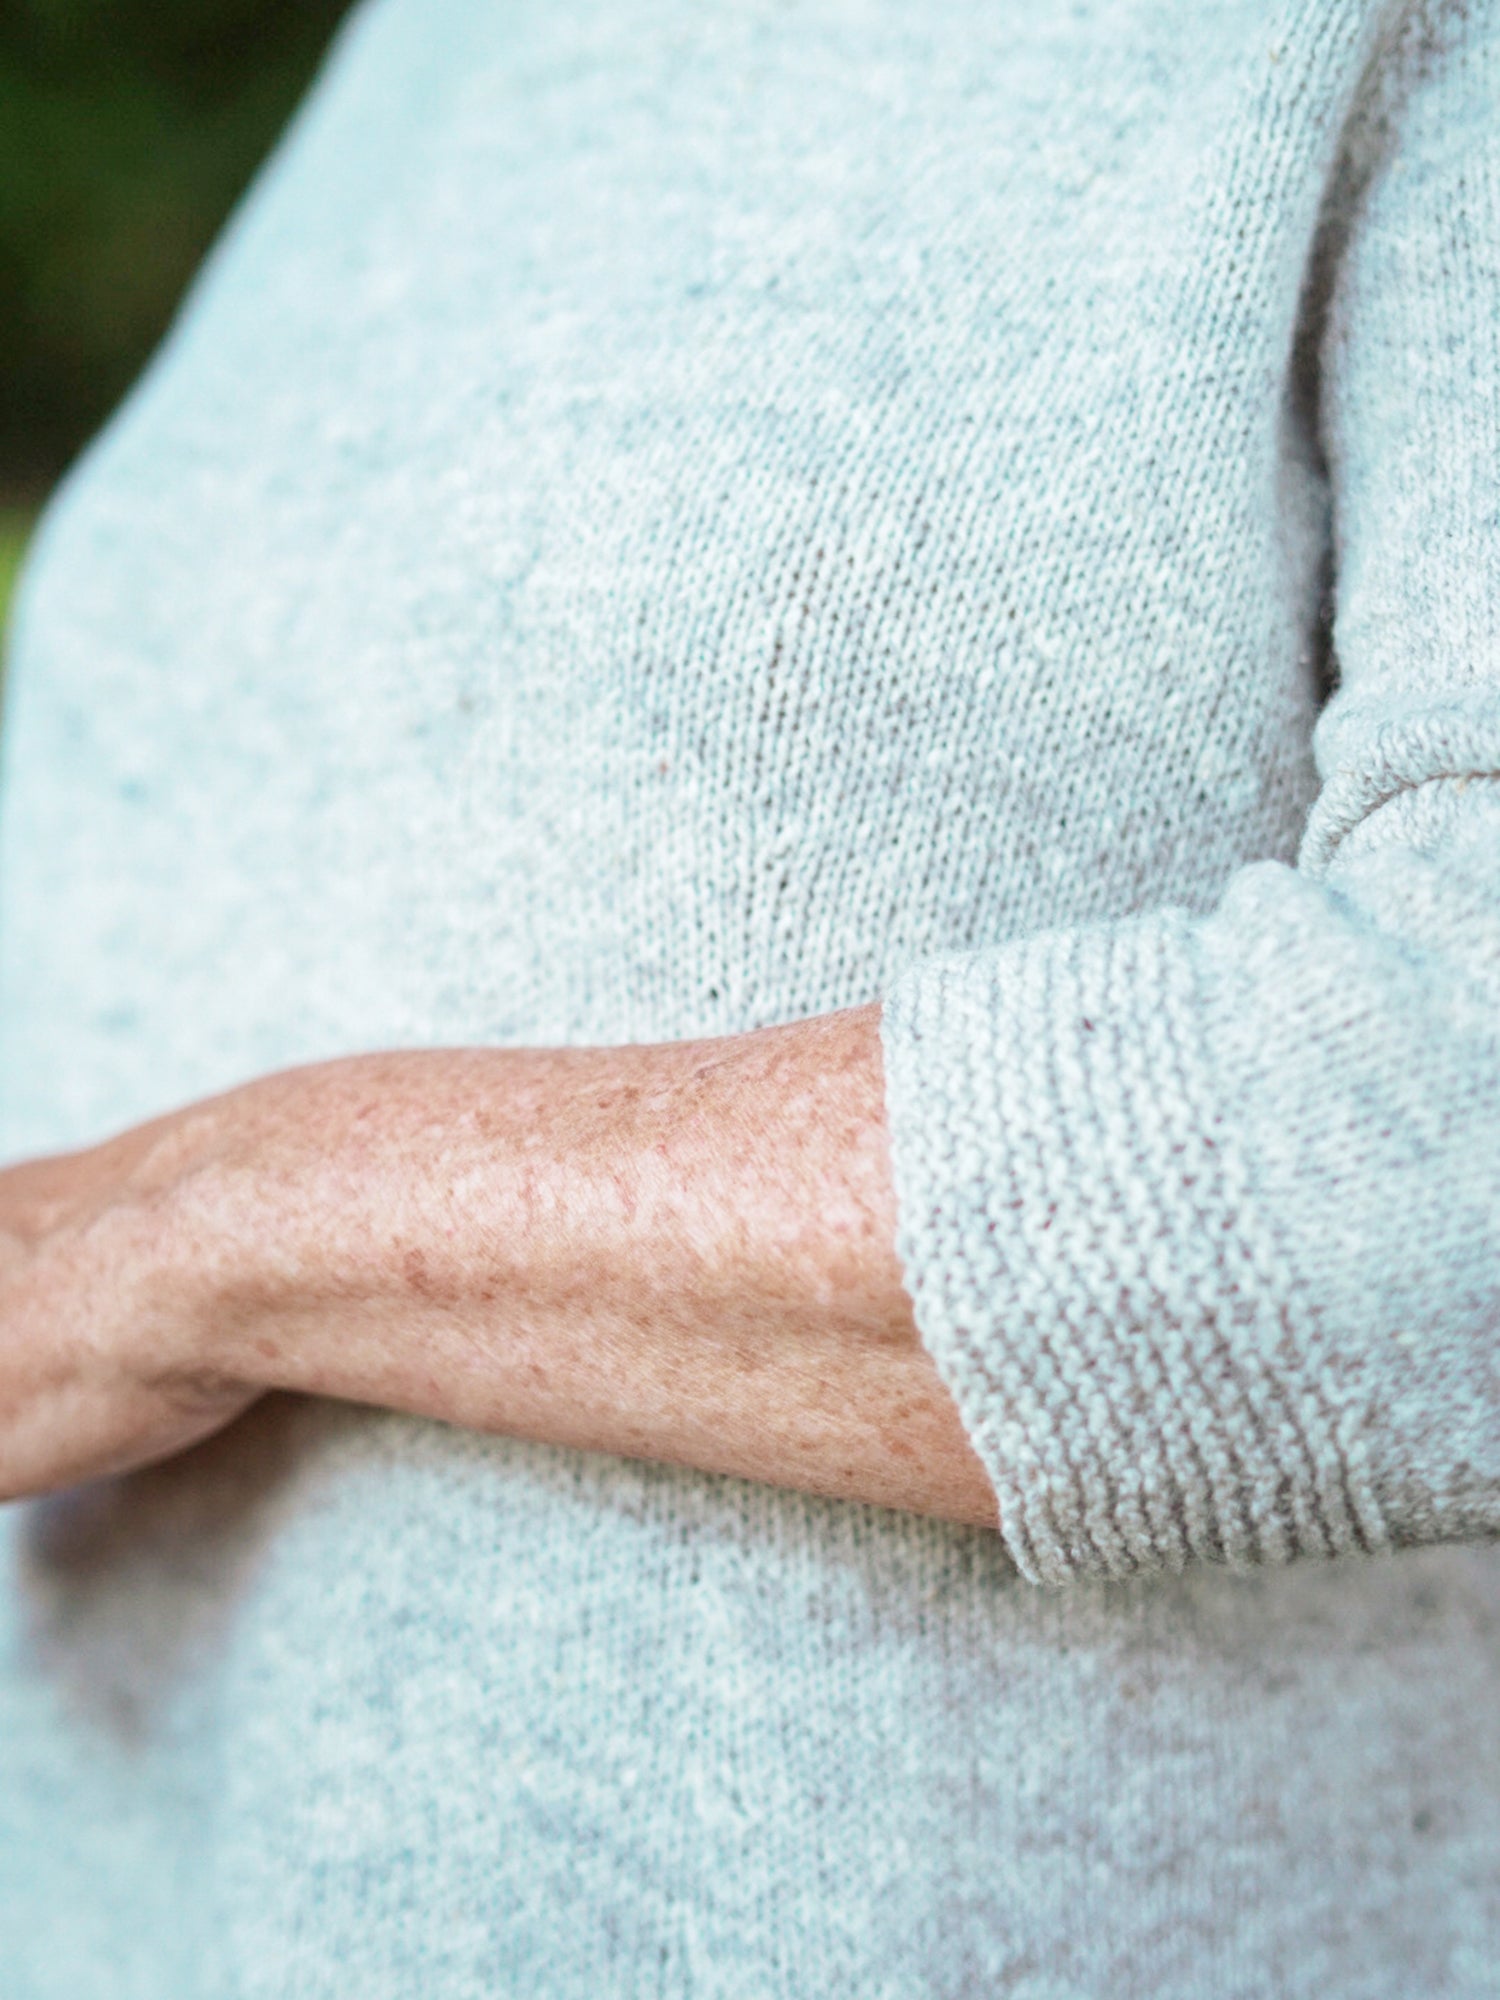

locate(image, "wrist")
[[172, 1051, 530, 1409], [117, 1086, 285, 1402]]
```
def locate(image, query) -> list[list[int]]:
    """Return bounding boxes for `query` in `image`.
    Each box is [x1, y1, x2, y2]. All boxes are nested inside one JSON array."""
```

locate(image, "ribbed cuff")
[[878, 910, 1389, 1585]]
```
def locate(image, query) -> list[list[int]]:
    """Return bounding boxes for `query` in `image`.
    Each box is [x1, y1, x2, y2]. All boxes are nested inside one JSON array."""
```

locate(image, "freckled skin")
[[0, 1005, 995, 1525]]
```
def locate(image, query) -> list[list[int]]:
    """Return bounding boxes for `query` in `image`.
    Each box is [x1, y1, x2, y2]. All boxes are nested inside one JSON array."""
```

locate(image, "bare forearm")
[[0, 1006, 995, 1524], [208, 1005, 993, 1522]]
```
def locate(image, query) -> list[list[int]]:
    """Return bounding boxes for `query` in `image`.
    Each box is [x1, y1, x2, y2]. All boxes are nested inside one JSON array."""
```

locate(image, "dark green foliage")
[[0, 507, 30, 636], [0, 0, 353, 488]]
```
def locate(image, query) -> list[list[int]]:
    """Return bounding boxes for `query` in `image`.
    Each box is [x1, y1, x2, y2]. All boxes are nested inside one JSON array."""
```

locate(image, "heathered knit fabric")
[[1, 0, 1498, 1993]]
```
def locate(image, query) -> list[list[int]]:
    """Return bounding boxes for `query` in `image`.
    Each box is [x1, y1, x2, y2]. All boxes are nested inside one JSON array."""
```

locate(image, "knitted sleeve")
[[877, 4, 1500, 1584]]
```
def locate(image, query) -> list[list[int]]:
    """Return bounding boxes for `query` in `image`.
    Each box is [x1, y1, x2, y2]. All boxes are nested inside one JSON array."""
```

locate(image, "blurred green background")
[[1, 0, 355, 630]]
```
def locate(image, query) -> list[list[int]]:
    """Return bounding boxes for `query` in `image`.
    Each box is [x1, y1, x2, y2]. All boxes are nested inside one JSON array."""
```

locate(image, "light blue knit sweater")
[[1, 0, 1497, 1992]]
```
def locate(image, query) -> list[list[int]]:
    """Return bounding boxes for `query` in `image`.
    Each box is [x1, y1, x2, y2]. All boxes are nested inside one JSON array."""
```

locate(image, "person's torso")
[[0, 1, 1495, 1991]]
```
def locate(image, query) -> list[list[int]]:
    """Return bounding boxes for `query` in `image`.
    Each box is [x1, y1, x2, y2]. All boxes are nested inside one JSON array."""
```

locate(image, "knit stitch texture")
[[0, 0, 1497, 1993]]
